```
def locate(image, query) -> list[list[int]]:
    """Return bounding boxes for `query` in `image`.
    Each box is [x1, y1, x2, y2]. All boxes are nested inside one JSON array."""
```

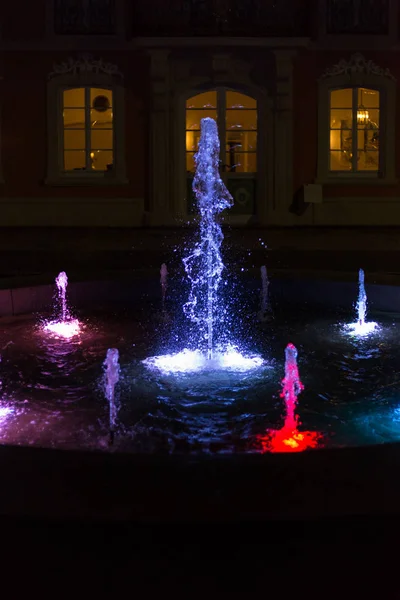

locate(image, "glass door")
[[185, 89, 257, 215]]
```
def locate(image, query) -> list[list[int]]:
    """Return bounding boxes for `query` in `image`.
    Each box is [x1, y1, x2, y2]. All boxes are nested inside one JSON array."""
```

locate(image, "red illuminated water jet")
[[257, 343, 322, 453]]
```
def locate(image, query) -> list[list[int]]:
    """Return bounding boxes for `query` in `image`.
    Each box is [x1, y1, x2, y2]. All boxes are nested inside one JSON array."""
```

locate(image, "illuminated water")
[[104, 348, 120, 443], [43, 271, 81, 338], [182, 117, 233, 360], [345, 268, 378, 336], [0, 305, 399, 453]]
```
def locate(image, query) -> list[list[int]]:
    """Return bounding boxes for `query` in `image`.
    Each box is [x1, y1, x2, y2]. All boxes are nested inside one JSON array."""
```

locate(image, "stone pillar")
[[147, 50, 173, 226], [273, 50, 296, 225]]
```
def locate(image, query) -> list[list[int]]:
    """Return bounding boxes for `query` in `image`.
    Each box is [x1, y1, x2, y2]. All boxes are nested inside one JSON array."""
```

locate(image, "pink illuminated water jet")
[[257, 343, 322, 453], [43, 271, 81, 339]]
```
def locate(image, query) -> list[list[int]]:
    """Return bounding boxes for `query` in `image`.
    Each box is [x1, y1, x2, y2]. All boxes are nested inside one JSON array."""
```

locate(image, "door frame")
[[173, 84, 272, 225]]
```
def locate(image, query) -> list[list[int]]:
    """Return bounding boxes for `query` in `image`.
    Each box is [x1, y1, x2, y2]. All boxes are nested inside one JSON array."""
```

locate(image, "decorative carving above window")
[[48, 55, 123, 80], [327, 0, 389, 35], [54, 0, 116, 35], [321, 53, 395, 81]]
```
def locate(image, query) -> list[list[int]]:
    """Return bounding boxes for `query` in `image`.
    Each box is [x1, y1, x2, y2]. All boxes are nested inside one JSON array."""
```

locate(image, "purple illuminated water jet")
[[43, 271, 81, 339], [104, 348, 120, 443]]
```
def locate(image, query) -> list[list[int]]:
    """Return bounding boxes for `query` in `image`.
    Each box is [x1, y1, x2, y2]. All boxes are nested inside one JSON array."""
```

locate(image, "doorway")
[[185, 88, 257, 215]]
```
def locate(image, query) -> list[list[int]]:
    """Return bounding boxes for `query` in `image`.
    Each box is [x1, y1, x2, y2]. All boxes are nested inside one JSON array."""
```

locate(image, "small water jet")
[[257, 344, 321, 453], [144, 118, 263, 374], [43, 271, 81, 339], [104, 348, 120, 444], [257, 265, 273, 322], [345, 269, 378, 336], [160, 263, 168, 313]]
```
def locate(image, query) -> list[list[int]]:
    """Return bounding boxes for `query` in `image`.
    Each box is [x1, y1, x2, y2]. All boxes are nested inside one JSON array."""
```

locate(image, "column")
[[273, 50, 296, 225], [147, 50, 172, 226]]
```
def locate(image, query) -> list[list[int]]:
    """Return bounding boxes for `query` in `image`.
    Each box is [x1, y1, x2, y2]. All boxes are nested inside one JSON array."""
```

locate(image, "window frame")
[[62, 85, 114, 174], [46, 69, 127, 186], [328, 85, 380, 175], [185, 88, 258, 175], [316, 69, 397, 185]]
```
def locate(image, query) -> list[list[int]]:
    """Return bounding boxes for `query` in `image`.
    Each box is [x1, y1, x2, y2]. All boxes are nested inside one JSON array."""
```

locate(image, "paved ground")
[[0, 226, 399, 288]]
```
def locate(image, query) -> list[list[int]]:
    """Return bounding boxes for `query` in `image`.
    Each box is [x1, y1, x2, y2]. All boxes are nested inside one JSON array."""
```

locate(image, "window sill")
[[315, 177, 398, 186], [45, 176, 129, 187]]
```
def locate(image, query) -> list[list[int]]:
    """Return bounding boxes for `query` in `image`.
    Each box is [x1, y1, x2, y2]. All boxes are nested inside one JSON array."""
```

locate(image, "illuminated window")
[[63, 87, 114, 172], [329, 87, 379, 172], [46, 56, 126, 185], [186, 91, 217, 172], [317, 55, 396, 184], [185, 90, 257, 173], [225, 91, 257, 174]]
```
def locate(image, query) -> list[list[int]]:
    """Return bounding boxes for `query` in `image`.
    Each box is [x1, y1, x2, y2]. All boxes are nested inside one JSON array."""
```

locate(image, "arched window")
[[317, 54, 396, 185], [46, 56, 127, 185], [185, 89, 257, 214]]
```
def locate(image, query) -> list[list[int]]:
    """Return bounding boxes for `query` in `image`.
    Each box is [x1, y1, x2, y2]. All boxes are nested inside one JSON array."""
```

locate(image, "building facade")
[[0, 0, 399, 227]]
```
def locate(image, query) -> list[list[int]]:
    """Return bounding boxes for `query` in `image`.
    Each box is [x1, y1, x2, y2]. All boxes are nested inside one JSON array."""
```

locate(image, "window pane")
[[226, 110, 257, 131], [358, 151, 379, 171], [91, 108, 113, 128], [330, 88, 352, 108], [63, 109, 85, 128], [64, 150, 86, 171], [90, 150, 113, 171], [225, 152, 256, 173], [63, 88, 85, 108], [64, 129, 85, 150], [186, 131, 200, 152], [226, 131, 257, 151], [226, 91, 256, 109], [330, 150, 352, 171], [186, 91, 217, 109], [91, 130, 113, 150], [90, 88, 112, 108], [186, 110, 217, 130], [357, 128, 380, 149], [358, 88, 379, 108], [330, 109, 353, 128], [360, 109, 380, 127]]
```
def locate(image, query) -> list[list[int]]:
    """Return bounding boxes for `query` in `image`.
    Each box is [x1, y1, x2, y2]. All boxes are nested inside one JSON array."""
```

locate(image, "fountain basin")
[[0, 275, 398, 523], [0, 274, 397, 454]]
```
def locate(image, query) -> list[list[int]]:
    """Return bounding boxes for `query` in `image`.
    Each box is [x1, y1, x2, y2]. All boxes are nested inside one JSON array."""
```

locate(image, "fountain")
[[182, 117, 233, 360], [144, 118, 264, 374], [257, 265, 273, 322], [43, 271, 81, 338], [345, 268, 378, 336], [257, 344, 321, 453], [104, 348, 120, 444]]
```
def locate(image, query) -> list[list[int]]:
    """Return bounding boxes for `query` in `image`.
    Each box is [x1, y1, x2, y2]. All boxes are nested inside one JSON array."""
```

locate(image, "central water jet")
[[183, 117, 233, 360], [144, 118, 264, 374]]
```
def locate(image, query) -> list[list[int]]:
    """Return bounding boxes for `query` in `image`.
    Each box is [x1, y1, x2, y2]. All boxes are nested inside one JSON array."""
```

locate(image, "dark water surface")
[[0, 305, 398, 454]]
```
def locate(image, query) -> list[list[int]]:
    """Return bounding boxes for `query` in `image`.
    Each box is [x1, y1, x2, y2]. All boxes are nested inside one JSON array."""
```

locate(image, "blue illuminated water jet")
[[144, 118, 264, 374], [345, 268, 378, 336], [183, 117, 233, 359]]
